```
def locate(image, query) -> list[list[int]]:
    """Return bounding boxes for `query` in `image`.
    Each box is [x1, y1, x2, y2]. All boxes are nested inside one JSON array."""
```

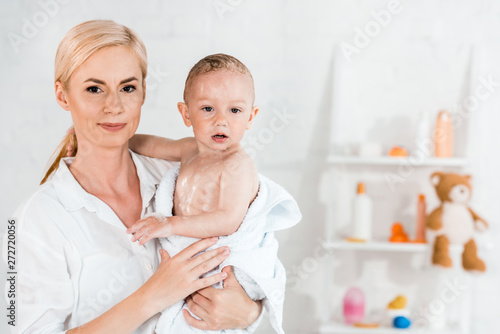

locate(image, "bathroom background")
[[1, 0, 500, 333]]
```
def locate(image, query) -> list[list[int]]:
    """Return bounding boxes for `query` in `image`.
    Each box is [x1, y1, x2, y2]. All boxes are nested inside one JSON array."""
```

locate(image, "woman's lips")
[[99, 123, 127, 132]]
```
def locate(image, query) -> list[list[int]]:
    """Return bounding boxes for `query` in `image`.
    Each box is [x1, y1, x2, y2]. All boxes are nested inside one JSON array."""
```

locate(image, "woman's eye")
[[203, 107, 214, 112], [230, 108, 241, 114], [86, 86, 101, 93], [122, 85, 136, 93]]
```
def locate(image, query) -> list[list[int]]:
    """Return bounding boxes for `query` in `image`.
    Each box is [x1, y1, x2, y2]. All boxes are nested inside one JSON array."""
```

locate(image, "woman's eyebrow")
[[120, 77, 139, 84], [84, 78, 105, 85], [83, 77, 138, 85]]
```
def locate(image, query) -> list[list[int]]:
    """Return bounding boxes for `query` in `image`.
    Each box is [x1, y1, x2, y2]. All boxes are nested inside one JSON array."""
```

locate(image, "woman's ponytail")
[[40, 128, 78, 185]]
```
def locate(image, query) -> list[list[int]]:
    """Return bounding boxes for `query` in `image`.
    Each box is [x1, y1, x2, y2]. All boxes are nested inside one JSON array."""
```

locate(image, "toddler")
[[128, 54, 301, 334]]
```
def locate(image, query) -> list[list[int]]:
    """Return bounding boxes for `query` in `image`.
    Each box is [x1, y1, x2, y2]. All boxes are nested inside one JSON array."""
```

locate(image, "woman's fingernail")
[[211, 237, 218, 242], [221, 272, 228, 278], [222, 248, 230, 256]]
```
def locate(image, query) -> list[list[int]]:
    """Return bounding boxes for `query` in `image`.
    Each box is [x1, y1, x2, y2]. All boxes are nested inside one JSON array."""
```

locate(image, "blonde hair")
[[183, 53, 254, 102], [41, 20, 148, 184]]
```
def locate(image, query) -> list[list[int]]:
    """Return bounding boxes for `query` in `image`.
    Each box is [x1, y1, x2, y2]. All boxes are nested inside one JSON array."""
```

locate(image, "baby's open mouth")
[[212, 134, 228, 143]]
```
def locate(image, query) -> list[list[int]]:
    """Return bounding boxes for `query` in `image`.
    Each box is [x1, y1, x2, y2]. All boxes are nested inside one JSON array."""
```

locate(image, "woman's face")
[[56, 46, 145, 154]]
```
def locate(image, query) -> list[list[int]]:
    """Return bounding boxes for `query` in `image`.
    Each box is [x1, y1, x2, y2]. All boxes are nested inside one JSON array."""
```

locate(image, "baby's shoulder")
[[223, 149, 256, 172]]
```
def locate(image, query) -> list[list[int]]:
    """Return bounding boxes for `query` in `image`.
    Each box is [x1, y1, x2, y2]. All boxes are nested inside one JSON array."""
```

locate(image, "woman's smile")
[[98, 122, 127, 132]]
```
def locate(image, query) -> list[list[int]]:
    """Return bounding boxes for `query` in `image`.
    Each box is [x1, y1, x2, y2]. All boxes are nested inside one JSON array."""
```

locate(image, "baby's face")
[[180, 70, 258, 152]]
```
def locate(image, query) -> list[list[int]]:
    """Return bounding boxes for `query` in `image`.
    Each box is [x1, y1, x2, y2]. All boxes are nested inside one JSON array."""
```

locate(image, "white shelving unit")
[[327, 155, 468, 167], [322, 240, 428, 252], [320, 156, 469, 334], [319, 323, 461, 334]]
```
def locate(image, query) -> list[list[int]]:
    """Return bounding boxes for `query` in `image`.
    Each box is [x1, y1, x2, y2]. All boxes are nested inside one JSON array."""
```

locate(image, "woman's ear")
[[141, 80, 147, 105], [178, 102, 191, 127], [55, 81, 70, 110], [246, 106, 259, 130]]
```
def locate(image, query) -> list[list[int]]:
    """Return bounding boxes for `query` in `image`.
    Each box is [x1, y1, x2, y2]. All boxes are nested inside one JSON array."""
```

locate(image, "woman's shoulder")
[[12, 182, 66, 228]]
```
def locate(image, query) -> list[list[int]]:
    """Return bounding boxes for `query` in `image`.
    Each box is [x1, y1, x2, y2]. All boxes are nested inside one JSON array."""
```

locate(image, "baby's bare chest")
[[174, 162, 223, 215]]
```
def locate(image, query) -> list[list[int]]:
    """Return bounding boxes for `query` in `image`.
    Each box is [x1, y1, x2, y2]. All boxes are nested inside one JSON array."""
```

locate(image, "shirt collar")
[[52, 150, 159, 216]]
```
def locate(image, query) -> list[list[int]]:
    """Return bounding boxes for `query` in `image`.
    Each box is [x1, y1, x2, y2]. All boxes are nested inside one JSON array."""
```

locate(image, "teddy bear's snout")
[[450, 185, 470, 202]]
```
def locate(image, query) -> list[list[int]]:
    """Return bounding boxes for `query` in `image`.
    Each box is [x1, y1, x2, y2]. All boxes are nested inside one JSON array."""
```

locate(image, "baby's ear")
[[246, 106, 259, 130], [177, 102, 191, 127]]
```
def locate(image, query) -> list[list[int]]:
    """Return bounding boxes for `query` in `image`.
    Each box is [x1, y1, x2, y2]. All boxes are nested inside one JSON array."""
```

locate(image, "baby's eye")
[[230, 108, 241, 114], [202, 107, 214, 112], [86, 86, 101, 94], [122, 85, 136, 93]]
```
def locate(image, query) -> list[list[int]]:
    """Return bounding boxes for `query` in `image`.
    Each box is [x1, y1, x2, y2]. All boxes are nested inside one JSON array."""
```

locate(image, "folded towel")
[[154, 166, 301, 334]]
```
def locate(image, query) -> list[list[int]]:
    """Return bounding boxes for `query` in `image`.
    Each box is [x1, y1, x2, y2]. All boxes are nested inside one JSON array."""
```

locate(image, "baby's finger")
[[126, 220, 146, 234], [130, 226, 148, 242], [138, 233, 152, 245]]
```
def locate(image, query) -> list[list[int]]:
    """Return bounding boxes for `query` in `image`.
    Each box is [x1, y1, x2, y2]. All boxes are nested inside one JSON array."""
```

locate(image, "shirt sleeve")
[[5, 194, 76, 334]]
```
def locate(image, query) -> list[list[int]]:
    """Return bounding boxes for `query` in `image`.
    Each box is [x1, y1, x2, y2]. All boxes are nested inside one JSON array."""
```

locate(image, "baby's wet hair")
[[183, 53, 254, 102]]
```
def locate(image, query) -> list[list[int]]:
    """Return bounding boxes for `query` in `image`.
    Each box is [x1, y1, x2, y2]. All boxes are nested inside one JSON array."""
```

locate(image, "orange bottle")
[[414, 194, 426, 243], [434, 110, 453, 157]]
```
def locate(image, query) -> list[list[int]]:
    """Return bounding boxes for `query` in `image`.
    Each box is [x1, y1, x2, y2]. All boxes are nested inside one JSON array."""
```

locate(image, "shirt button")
[[146, 264, 153, 271]]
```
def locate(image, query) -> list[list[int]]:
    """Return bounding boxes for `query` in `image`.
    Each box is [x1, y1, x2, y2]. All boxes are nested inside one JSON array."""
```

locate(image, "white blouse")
[[7, 151, 176, 333]]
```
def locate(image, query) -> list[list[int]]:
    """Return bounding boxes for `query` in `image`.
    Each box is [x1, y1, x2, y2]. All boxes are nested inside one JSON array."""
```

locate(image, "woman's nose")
[[104, 92, 124, 114]]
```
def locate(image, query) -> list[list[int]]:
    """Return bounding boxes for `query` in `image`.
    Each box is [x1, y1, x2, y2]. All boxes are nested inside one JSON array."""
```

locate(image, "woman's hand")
[[141, 237, 230, 315], [183, 266, 263, 330]]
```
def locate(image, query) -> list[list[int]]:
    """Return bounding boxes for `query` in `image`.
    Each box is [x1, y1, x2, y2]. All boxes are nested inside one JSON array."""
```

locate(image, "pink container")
[[343, 287, 365, 324]]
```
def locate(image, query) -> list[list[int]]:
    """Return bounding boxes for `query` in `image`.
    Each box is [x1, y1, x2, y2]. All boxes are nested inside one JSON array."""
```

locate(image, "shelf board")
[[319, 323, 461, 334], [322, 240, 428, 252], [327, 156, 467, 167], [323, 240, 494, 253]]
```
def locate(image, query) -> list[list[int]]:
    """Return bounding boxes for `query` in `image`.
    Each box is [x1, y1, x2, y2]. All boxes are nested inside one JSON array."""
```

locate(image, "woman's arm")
[[67, 238, 229, 334], [129, 134, 196, 161]]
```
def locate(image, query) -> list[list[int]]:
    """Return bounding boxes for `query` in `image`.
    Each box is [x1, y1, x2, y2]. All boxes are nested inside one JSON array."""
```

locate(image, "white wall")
[[1, 0, 500, 333]]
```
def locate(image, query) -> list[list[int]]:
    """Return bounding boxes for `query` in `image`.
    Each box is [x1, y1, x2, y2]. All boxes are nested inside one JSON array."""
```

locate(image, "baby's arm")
[[129, 134, 196, 161], [128, 154, 258, 243]]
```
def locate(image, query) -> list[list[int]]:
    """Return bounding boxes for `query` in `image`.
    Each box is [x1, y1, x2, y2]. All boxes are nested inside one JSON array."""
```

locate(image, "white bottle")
[[351, 182, 373, 241], [415, 111, 431, 158]]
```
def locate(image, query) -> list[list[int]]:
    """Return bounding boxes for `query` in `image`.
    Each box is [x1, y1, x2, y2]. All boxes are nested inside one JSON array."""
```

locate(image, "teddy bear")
[[426, 172, 488, 272]]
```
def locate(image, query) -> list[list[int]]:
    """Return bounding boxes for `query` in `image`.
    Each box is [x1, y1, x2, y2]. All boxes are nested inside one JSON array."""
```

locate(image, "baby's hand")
[[126, 216, 174, 245]]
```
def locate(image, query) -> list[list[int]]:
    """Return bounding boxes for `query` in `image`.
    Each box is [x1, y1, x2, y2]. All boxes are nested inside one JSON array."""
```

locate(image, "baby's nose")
[[215, 113, 228, 126]]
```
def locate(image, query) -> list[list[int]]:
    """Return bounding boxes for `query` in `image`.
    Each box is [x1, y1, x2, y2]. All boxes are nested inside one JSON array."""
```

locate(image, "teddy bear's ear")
[[465, 175, 472, 181], [431, 172, 442, 186]]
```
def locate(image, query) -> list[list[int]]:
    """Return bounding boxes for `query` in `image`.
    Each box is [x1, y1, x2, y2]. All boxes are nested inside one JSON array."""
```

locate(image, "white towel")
[[154, 166, 301, 334]]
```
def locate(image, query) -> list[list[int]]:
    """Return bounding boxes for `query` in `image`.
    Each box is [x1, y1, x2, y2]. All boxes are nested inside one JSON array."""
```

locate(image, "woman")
[[14, 20, 262, 333]]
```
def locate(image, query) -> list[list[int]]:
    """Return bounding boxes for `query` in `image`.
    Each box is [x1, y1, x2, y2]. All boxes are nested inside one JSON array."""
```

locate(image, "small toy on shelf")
[[388, 295, 407, 309], [394, 316, 411, 329], [389, 222, 409, 242], [387, 295, 411, 329], [426, 172, 488, 272], [389, 145, 408, 157]]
